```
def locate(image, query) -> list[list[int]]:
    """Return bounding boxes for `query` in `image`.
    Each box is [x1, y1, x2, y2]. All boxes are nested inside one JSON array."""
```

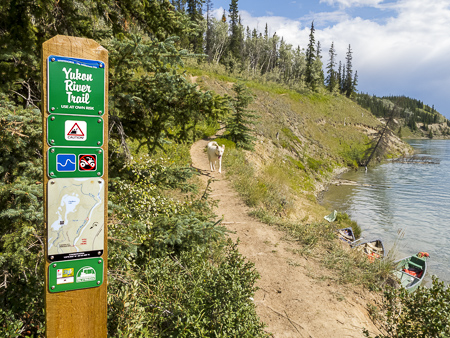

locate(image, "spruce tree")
[[344, 44, 354, 97], [305, 21, 316, 87], [186, 0, 205, 53], [337, 61, 342, 92], [316, 41, 325, 85], [226, 83, 258, 149], [0, 100, 44, 335], [353, 70, 358, 95], [326, 42, 338, 92], [205, 0, 213, 61], [228, 0, 241, 61]]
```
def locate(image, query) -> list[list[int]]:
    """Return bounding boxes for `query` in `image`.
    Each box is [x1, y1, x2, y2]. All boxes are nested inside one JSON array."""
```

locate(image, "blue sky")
[[210, 0, 450, 118]]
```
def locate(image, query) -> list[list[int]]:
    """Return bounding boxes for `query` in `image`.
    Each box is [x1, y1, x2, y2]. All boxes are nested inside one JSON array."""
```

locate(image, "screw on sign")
[[79, 154, 97, 171]]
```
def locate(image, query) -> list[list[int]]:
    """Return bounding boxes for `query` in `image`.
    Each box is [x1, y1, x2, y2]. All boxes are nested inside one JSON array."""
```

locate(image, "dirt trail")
[[190, 137, 379, 338]]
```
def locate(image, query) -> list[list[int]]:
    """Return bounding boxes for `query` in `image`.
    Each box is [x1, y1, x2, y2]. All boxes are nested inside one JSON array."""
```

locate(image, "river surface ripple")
[[321, 139, 450, 284]]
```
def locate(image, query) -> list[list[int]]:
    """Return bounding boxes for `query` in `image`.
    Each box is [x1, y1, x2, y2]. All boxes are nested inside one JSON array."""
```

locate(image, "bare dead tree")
[[109, 115, 132, 161], [364, 107, 398, 167]]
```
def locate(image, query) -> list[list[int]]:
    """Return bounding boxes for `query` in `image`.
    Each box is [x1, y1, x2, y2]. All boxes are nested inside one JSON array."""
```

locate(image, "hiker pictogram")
[[79, 154, 97, 171]]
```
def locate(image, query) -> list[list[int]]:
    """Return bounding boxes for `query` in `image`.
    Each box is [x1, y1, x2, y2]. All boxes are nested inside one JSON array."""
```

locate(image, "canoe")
[[392, 252, 429, 293], [337, 227, 355, 244], [352, 239, 385, 261]]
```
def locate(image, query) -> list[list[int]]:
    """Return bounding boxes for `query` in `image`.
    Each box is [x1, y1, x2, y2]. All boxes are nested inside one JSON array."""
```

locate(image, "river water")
[[321, 139, 450, 284]]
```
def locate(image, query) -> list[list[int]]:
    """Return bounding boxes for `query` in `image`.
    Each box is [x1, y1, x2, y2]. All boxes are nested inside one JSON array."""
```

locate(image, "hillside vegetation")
[[190, 64, 411, 219], [0, 0, 438, 336], [356, 93, 450, 139]]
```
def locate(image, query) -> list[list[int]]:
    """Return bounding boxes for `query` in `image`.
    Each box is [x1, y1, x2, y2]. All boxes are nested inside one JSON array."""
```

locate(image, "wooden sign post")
[[42, 36, 108, 338]]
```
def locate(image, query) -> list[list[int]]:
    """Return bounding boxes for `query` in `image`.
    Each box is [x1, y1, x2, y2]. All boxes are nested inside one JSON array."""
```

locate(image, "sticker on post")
[[56, 154, 76, 172], [56, 268, 74, 284], [79, 154, 96, 171], [65, 121, 86, 141], [76, 266, 97, 283]]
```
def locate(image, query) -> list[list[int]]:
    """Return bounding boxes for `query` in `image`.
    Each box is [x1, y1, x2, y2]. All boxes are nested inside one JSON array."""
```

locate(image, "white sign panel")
[[65, 120, 87, 141]]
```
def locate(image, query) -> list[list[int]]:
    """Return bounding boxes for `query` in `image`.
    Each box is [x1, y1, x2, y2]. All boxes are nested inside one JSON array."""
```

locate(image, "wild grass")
[[210, 137, 236, 149], [247, 207, 391, 288], [321, 240, 393, 289], [224, 148, 294, 215]]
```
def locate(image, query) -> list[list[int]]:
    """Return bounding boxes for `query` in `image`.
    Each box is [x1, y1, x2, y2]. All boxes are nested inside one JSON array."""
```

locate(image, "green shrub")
[[108, 241, 268, 337], [0, 100, 45, 337], [287, 156, 306, 171], [339, 143, 368, 168], [197, 120, 221, 139], [281, 127, 301, 144], [108, 154, 267, 337], [364, 276, 450, 338]]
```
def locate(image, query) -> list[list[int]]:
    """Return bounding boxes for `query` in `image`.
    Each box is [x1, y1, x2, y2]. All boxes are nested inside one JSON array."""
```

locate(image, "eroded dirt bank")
[[190, 137, 380, 338]]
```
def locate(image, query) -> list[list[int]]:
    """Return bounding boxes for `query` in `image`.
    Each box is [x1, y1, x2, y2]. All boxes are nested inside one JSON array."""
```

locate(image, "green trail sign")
[[48, 258, 104, 293], [48, 55, 105, 115], [47, 114, 104, 147], [47, 147, 104, 178]]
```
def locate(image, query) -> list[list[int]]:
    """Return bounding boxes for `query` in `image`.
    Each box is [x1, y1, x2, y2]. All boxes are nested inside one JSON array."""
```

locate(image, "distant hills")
[[356, 93, 450, 138]]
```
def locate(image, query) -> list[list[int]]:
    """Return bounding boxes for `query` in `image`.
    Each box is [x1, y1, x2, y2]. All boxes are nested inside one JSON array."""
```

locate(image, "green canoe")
[[392, 253, 429, 293]]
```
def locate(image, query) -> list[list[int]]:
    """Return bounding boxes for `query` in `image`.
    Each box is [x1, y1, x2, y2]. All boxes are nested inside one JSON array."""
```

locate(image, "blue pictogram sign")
[[56, 154, 76, 172]]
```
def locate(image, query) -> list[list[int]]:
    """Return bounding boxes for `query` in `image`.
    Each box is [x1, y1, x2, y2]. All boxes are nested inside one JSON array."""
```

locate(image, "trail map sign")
[[48, 56, 105, 115], [47, 178, 105, 262], [42, 35, 108, 337]]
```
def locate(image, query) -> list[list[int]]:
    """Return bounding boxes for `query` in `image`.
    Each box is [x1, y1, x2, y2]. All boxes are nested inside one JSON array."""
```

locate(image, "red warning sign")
[[79, 154, 97, 171], [68, 123, 84, 136], [65, 120, 87, 141]]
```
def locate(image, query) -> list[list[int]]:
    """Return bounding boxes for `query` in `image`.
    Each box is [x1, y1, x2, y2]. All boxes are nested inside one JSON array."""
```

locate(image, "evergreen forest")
[[1, 0, 450, 337], [356, 93, 450, 136]]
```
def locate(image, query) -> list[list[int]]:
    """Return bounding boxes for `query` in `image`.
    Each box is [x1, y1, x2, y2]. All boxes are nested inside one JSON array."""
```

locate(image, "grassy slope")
[[186, 68, 416, 291], [189, 67, 411, 223]]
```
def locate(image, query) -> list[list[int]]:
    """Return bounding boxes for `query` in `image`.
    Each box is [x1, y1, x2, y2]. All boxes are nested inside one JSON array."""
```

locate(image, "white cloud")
[[211, 0, 450, 115], [216, 0, 450, 115], [316, 0, 450, 112], [212, 8, 305, 41]]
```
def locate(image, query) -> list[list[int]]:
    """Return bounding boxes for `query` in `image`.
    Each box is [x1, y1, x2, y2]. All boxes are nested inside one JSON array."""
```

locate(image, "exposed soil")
[[190, 137, 380, 338]]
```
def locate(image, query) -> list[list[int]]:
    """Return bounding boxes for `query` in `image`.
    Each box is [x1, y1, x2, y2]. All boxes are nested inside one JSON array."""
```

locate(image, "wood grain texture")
[[42, 35, 108, 338]]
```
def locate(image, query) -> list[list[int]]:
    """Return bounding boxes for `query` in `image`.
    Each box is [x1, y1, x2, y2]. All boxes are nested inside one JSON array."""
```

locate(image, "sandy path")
[[190, 137, 378, 338]]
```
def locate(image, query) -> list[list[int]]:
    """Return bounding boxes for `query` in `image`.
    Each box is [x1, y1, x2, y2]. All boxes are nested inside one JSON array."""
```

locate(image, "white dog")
[[207, 141, 225, 173]]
